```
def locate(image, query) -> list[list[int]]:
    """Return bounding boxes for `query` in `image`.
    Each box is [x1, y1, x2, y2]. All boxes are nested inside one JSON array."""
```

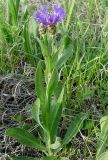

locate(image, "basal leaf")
[[62, 113, 87, 146], [12, 157, 57, 160], [6, 128, 46, 151], [32, 98, 40, 123], [41, 157, 58, 160], [32, 98, 46, 131], [97, 151, 108, 160], [96, 116, 108, 158], [12, 157, 35, 160]]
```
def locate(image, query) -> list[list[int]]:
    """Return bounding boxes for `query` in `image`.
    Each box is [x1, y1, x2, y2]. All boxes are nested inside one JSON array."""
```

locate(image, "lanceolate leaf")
[[6, 128, 46, 151], [54, 81, 63, 99], [35, 61, 45, 103], [32, 99, 41, 125], [97, 151, 108, 160], [46, 68, 58, 97], [62, 113, 87, 146], [41, 157, 58, 160], [12, 157, 35, 160], [96, 116, 108, 158], [50, 88, 64, 142], [56, 44, 73, 69], [12, 156, 57, 160], [12, 157, 57, 160], [36, 37, 47, 57], [32, 98, 46, 132]]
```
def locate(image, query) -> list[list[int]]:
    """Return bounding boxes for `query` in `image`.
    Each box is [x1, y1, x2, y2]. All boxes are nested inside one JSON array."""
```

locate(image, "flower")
[[34, 4, 65, 26]]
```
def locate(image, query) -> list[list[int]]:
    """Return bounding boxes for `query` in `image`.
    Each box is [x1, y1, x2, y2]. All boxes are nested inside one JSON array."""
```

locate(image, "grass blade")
[[8, 0, 18, 25], [64, 0, 75, 31]]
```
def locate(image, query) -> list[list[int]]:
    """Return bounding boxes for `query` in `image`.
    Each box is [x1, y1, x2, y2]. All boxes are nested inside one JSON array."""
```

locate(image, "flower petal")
[[33, 5, 65, 25], [53, 4, 65, 21]]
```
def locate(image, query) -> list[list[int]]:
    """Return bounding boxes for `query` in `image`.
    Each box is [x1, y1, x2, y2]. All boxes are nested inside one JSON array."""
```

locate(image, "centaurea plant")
[[6, 4, 88, 160]]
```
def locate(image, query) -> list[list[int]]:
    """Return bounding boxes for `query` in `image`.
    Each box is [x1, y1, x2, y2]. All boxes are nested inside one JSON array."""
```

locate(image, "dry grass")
[[0, 66, 38, 159]]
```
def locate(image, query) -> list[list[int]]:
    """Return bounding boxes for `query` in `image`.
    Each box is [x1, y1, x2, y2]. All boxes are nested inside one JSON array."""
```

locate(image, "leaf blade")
[[96, 116, 108, 158], [12, 156, 57, 160], [97, 152, 108, 160], [50, 87, 64, 142], [56, 44, 73, 69], [6, 128, 46, 151], [35, 61, 45, 103], [62, 113, 87, 146]]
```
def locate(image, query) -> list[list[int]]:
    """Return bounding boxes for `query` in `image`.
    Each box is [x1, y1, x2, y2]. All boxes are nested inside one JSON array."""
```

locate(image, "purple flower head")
[[34, 4, 65, 26]]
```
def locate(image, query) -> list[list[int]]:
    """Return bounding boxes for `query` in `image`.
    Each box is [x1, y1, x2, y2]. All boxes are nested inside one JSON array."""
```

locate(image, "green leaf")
[[65, 0, 75, 31], [96, 116, 108, 158], [23, 22, 34, 65], [0, 21, 13, 43], [50, 137, 61, 150], [36, 37, 47, 57], [12, 157, 57, 160], [35, 61, 45, 103], [15, 0, 20, 16], [32, 98, 50, 141], [83, 120, 94, 130], [97, 151, 108, 160], [56, 44, 73, 69], [32, 99, 40, 123], [8, 0, 18, 25], [62, 113, 88, 146], [12, 157, 35, 160], [32, 98, 45, 131], [46, 69, 58, 97], [51, 51, 58, 68], [41, 157, 57, 160], [54, 81, 63, 99], [50, 87, 64, 142], [6, 128, 46, 151]]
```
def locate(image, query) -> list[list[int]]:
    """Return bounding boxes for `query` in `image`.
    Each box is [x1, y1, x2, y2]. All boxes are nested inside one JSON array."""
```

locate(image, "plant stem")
[[47, 138, 52, 156]]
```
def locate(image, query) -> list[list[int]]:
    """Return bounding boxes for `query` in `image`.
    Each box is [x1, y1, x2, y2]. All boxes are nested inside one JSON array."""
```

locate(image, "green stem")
[[47, 138, 52, 156]]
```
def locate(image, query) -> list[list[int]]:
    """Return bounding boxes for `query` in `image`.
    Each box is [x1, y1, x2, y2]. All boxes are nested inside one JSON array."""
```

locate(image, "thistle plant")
[[6, 4, 88, 160]]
